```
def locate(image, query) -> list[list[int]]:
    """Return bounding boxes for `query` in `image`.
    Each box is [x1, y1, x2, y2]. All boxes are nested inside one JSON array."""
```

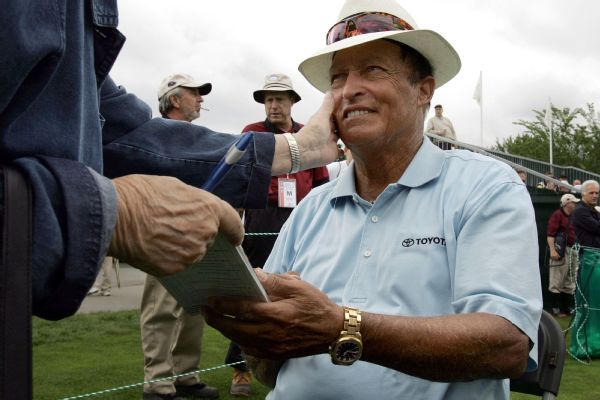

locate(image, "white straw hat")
[[298, 0, 461, 92]]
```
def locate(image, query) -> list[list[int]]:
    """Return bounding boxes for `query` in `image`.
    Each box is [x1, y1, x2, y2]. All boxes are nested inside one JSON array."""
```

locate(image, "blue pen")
[[201, 133, 254, 192]]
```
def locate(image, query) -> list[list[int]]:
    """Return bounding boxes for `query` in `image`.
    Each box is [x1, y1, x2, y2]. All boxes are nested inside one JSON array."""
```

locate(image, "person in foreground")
[[202, 0, 542, 399], [1, 0, 339, 322]]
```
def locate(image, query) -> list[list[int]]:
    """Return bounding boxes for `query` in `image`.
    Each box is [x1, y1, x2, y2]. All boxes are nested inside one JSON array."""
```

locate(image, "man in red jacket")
[[546, 193, 580, 316], [224, 73, 329, 397]]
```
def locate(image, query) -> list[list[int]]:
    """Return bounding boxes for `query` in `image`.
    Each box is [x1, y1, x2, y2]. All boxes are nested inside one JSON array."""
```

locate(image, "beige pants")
[[548, 246, 578, 294], [140, 275, 205, 394], [93, 257, 116, 291]]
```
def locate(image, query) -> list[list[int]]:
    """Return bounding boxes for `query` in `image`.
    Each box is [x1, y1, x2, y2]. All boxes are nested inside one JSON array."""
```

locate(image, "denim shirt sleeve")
[[13, 157, 117, 320], [100, 77, 274, 208]]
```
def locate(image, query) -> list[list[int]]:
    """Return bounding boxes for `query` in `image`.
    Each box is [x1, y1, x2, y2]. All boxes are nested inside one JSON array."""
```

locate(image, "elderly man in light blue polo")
[[202, 0, 542, 399]]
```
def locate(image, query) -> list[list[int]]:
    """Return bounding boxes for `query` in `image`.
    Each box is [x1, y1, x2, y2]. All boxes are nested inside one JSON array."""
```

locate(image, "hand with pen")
[[106, 92, 339, 278], [108, 174, 243, 277]]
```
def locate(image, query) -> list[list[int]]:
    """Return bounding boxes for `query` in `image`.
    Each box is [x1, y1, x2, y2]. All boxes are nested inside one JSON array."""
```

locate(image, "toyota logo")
[[402, 238, 414, 247]]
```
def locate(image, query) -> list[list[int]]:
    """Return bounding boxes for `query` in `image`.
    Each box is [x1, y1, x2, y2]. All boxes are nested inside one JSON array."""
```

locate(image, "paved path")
[[77, 264, 146, 314]]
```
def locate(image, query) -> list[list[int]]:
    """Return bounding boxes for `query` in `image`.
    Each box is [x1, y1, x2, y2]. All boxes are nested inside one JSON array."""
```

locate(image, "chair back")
[[510, 310, 566, 398]]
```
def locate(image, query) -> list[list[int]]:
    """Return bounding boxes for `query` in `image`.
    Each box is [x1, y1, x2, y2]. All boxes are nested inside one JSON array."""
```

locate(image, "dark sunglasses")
[[326, 12, 414, 45]]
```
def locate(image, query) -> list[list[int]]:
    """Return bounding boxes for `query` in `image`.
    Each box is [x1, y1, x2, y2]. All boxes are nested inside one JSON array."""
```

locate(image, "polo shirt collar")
[[330, 138, 445, 203], [263, 118, 302, 134]]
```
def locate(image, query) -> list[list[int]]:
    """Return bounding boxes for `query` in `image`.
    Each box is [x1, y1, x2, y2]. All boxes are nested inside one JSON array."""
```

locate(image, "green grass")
[[33, 312, 600, 399], [33, 311, 270, 400], [511, 316, 600, 400]]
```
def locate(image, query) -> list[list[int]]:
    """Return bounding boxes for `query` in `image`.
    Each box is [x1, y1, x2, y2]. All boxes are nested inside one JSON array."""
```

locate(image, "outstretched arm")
[[202, 271, 530, 381]]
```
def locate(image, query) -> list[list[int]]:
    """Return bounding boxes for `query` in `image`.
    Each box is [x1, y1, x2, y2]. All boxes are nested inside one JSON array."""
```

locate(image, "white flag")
[[544, 104, 552, 127], [472, 73, 482, 106]]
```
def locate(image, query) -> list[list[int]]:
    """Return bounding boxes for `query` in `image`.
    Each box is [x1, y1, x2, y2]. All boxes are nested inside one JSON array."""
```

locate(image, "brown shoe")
[[230, 370, 252, 397]]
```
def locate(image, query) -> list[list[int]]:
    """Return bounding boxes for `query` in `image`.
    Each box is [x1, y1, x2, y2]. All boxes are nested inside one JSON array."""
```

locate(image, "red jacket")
[[546, 208, 576, 246], [243, 119, 329, 206]]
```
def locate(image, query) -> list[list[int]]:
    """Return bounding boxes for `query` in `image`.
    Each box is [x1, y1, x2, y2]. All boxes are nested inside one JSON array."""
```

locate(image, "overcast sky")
[[110, 0, 600, 148]]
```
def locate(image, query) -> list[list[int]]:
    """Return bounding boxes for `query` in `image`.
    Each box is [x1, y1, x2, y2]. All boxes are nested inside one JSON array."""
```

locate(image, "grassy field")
[[33, 311, 600, 399], [33, 311, 270, 400]]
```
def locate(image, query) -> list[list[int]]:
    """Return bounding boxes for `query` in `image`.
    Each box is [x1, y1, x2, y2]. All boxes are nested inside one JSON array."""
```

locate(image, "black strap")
[[0, 165, 32, 399]]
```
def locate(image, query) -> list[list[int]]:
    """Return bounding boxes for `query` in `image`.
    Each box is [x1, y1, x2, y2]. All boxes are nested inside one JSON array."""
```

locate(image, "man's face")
[[564, 201, 577, 214], [174, 87, 203, 122], [582, 183, 599, 206], [435, 107, 443, 117], [264, 92, 294, 128], [329, 40, 432, 149]]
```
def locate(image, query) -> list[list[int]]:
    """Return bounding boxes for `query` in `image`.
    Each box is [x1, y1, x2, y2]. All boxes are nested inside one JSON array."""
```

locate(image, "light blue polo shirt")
[[264, 138, 542, 400]]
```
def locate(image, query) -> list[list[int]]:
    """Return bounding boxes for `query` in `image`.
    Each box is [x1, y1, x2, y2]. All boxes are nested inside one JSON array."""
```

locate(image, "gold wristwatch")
[[329, 306, 363, 365]]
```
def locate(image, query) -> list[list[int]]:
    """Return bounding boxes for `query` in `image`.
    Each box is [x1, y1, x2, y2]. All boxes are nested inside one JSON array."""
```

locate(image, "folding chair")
[[510, 310, 566, 399]]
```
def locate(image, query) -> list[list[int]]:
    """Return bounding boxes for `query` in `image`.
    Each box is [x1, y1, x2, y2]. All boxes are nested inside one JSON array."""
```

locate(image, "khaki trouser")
[[140, 275, 205, 394], [548, 246, 579, 294], [93, 257, 116, 291]]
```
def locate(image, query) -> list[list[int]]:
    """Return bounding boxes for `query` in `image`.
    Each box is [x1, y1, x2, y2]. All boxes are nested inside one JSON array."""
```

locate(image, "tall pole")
[[549, 120, 553, 174], [480, 71, 483, 147], [546, 99, 553, 174]]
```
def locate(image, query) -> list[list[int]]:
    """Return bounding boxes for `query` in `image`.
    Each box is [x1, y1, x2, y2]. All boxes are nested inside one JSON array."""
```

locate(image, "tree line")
[[493, 103, 600, 175]]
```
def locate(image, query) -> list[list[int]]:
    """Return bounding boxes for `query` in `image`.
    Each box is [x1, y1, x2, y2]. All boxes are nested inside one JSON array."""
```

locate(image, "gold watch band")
[[344, 306, 361, 336], [329, 306, 363, 365]]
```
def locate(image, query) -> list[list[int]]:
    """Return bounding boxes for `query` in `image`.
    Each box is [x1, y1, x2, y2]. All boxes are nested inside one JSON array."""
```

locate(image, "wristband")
[[283, 132, 301, 174]]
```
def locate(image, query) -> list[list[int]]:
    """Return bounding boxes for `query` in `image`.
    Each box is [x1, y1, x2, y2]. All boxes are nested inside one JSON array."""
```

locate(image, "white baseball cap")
[[560, 193, 580, 207], [157, 73, 212, 100]]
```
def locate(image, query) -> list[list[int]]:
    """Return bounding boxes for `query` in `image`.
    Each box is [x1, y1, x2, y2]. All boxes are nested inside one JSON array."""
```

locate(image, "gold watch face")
[[331, 336, 363, 365]]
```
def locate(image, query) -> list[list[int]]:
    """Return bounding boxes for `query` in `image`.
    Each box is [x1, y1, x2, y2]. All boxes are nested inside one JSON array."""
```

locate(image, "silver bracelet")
[[283, 132, 301, 174]]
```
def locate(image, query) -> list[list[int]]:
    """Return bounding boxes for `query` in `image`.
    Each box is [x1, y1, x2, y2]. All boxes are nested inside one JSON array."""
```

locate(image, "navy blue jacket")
[[571, 202, 600, 249]]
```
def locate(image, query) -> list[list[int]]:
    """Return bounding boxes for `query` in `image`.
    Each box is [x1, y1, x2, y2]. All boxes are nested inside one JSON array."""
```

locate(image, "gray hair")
[[581, 180, 600, 194], [158, 87, 184, 117]]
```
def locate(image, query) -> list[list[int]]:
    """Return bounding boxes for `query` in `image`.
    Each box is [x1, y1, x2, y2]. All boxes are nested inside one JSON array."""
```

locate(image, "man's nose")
[[342, 71, 365, 100]]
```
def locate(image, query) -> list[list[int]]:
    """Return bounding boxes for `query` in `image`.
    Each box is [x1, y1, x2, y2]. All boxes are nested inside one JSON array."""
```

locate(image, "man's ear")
[[170, 94, 181, 109], [417, 76, 435, 107]]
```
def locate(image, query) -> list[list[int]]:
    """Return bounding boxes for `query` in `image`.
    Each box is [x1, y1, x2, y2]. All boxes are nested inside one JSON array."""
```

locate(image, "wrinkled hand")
[[202, 269, 343, 360], [108, 174, 243, 276], [295, 92, 343, 169]]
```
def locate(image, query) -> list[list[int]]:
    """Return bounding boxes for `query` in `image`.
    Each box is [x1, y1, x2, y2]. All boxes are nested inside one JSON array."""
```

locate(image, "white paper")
[[159, 233, 269, 314]]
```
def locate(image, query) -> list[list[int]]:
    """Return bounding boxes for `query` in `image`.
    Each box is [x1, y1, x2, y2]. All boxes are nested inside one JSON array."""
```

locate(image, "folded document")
[[160, 234, 269, 314]]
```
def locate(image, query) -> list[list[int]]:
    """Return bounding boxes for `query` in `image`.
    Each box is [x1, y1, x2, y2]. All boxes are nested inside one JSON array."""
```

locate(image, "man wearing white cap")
[[138, 74, 218, 400], [157, 74, 212, 122], [203, 1, 542, 399], [546, 193, 580, 316]]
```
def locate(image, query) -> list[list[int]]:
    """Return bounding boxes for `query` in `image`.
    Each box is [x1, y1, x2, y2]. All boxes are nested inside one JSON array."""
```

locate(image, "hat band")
[[263, 84, 293, 90], [326, 12, 414, 45]]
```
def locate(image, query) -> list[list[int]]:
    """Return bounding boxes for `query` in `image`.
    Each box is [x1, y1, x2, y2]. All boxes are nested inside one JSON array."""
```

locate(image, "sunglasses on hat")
[[326, 12, 415, 45]]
